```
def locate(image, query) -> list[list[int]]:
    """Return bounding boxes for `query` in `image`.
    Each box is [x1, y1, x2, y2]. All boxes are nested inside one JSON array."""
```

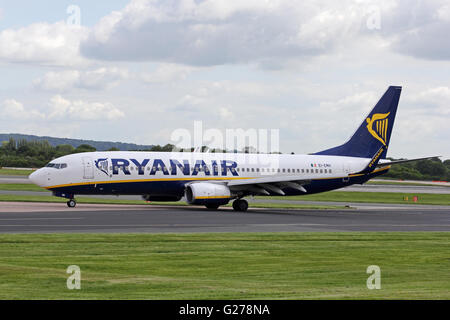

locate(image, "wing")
[[226, 174, 313, 196]]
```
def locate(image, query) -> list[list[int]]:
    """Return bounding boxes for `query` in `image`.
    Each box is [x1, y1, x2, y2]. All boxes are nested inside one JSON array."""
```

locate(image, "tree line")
[[0, 138, 449, 181], [383, 157, 450, 181], [0, 138, 174, 168]]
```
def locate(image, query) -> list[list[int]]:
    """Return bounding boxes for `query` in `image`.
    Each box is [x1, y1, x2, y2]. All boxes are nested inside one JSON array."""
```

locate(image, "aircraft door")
[[82, 156, 94, 179], [342, 162, 350, 182]]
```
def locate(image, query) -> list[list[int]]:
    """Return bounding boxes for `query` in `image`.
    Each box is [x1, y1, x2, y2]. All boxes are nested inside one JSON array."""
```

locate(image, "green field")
[[0, 168, 34, 176], [0, 232, 448, 299], [0, 183, 45, 192]]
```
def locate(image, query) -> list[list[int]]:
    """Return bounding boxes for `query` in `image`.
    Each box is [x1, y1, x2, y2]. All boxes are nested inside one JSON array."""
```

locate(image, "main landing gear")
[[232, 199, 248, 212], [67, 199, 76, 208]]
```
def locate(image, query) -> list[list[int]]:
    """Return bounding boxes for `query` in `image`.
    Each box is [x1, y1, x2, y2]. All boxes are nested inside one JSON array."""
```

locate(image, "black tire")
[[232, 199, 248, 212], [205, 204, 220, 210], [67, 199, 76, 208]]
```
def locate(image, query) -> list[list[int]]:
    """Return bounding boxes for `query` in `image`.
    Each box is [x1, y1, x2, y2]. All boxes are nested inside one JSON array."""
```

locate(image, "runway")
[[0, 202, 449, 233]]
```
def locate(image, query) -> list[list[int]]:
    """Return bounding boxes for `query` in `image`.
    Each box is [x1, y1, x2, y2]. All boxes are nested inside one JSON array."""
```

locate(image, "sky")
[[0, 0, 449, 159]]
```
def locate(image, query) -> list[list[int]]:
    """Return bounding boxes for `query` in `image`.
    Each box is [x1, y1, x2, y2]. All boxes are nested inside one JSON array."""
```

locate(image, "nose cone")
[[29, 169, 46, 187]]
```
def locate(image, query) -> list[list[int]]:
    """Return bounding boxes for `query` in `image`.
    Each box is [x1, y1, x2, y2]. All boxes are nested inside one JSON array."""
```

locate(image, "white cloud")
[[0, 21, 89, 66], [77, 0, 450, 66], [48, 95, 125, 120], [380, 0, 450, 60], [319, 91, 378, 114], [34, 67, 129, 91], [80, 0, 364, 66], [140, 63, 194, 84], [406, 86, 450, 115], [2, 1, 450, 69], [1, 99, 45, 120]]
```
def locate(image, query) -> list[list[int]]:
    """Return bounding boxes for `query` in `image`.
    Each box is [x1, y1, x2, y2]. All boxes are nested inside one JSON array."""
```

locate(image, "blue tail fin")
[[315, 86, 402, 159]]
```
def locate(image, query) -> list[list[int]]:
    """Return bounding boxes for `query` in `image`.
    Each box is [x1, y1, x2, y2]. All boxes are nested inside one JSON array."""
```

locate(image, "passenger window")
[[329, 169, 332, 173], [256, 168, 259, 172], [315, 169, 319, 173], [320, 169, 323, 173], [302, 169, 304, 173], [287, 169, 290, 173], [251, 168, 255, 172]]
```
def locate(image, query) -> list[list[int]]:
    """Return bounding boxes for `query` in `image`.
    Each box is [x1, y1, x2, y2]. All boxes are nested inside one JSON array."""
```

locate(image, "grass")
[[0, 232, 448, 299], [0, 168, 34, 176], [260, 191, 450, 206], [0, 194, 344, 210], [0, 183, 45, 192]]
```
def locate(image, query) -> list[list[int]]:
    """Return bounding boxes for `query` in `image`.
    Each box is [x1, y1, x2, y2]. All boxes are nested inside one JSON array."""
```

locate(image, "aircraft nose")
[[29, 169, 46, 187]]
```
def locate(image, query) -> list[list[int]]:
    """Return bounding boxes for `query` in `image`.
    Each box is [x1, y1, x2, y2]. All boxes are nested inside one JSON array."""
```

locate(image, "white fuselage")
[[29, 151, 373, 189]]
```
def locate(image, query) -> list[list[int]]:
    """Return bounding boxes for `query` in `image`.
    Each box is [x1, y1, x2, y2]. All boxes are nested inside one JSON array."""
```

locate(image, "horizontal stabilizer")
[[377, 156, 441, 167]]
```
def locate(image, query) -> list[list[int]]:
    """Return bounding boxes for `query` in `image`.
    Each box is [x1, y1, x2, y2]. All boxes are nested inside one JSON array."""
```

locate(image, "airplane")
[[29, 86, 438, 211]]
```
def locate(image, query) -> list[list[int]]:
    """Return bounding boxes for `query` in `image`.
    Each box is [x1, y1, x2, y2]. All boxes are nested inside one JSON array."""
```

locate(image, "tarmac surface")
[[0, 202, 449, 233]]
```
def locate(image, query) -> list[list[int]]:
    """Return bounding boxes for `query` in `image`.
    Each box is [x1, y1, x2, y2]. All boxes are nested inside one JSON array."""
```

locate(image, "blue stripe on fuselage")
[[48, 168, 388, 197]]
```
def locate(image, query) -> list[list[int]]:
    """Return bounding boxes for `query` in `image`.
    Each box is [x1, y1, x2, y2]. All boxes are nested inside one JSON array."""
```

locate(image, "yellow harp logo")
[[366, 112, 390, 146]]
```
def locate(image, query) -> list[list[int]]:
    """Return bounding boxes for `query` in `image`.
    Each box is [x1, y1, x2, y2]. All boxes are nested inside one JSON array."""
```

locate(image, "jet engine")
[[185, 182, 231, 206]]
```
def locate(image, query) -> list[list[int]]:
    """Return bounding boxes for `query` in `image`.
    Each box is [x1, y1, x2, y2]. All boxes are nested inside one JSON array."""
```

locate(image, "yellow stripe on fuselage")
[[45, 166, 390, 190], [348, 165, 390, 177], [45, 176, 251, 190]]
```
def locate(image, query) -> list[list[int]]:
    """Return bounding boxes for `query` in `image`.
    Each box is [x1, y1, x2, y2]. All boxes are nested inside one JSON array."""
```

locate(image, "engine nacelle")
[[185, 182, 231, 206]]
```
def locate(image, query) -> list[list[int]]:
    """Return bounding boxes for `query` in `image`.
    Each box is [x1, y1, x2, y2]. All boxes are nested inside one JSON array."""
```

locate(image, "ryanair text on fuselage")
[[96, 158, 239, 176]]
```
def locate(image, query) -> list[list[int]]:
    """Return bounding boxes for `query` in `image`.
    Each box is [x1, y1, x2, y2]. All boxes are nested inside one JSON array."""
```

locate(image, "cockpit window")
[[45, 163, 68, 169]]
